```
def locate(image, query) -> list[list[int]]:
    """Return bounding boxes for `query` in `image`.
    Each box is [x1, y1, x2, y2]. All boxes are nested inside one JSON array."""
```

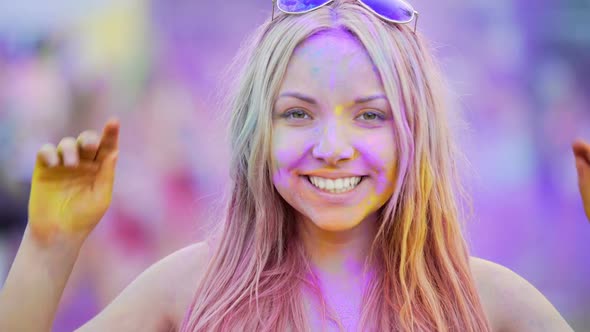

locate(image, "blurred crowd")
[[0, 0, 588, 330]]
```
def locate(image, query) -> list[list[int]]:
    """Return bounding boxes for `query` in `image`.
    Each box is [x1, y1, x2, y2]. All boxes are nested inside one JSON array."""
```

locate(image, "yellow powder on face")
[[334, 104, 344, 116], [367, 195, 379, 207]]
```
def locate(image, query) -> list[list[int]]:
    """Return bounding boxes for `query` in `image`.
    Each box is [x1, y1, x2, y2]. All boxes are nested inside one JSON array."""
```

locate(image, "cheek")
[[271, 127, 314, 184], [358, 134, 397, 191]]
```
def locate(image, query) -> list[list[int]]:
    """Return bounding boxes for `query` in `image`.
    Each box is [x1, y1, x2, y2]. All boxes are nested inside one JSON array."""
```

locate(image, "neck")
[[298, 214, 378, 278]]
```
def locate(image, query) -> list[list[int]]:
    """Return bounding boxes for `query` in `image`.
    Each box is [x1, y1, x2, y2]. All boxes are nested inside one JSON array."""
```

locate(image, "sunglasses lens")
[[277, 0, 332, 13], [360, 0, 414, 22]]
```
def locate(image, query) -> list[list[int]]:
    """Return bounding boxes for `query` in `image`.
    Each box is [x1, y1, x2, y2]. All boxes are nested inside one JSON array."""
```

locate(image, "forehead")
[[281, 30, 383, 94]]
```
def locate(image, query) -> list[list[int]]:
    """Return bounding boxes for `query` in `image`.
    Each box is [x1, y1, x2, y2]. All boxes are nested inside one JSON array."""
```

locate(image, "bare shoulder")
[[469, 257, 573, 332], [76, 241, 210, 332], [165, 242, 211, 328]]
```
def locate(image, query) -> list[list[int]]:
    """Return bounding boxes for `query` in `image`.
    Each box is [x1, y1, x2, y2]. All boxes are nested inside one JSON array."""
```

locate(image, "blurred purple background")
[[0, 0, 588, 330]]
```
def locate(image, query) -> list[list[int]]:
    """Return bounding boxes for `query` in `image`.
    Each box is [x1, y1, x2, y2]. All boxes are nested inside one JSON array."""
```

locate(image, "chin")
[[308, 212, 365, 232]]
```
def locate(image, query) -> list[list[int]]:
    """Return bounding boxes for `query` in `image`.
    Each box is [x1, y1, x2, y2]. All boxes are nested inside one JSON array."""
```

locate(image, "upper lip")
[[303, 171, 366, 179]]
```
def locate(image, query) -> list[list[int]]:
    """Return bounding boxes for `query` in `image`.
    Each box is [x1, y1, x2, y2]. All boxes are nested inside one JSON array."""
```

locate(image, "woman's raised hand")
[[28, 119, 120, 245], [573, 139, 590, 223]]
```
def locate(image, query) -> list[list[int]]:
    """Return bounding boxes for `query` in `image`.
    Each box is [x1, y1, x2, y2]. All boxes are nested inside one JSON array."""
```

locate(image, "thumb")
[[97, 151, 119, 185]]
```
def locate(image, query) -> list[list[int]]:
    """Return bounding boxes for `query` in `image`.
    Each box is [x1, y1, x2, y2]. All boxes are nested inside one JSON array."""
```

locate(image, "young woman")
[[1, 1, 587, 331]]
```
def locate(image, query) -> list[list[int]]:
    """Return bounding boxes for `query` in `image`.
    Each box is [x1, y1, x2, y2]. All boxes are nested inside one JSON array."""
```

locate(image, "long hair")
[[181, 1, 491, 331]]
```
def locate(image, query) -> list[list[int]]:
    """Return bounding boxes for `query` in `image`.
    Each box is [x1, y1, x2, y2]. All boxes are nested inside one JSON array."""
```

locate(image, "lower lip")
[[301, 176, 366, 202]]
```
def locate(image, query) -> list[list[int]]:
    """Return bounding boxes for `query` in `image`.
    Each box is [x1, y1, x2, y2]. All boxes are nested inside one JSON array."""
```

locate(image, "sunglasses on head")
[[272, 0, 419, 33]]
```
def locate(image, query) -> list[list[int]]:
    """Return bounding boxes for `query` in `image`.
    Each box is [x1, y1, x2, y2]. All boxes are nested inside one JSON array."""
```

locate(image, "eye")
[[356, 110, 385, 121], [282, 108, 311, 120]]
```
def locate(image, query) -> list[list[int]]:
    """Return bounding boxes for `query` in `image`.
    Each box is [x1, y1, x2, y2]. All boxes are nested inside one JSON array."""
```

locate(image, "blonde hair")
[[181, 1, 490, 331]]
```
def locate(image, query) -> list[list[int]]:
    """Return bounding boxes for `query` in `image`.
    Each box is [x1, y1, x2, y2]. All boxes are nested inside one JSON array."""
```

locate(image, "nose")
[[311, 122, 355, 165]]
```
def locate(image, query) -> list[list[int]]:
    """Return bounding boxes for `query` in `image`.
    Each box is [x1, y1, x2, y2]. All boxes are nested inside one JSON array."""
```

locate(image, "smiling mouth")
[[303, 175, 367, 194]]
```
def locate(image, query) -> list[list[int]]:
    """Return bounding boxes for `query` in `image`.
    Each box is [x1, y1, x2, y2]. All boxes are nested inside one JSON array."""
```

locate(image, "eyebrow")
[[278, 92, 387, 105]]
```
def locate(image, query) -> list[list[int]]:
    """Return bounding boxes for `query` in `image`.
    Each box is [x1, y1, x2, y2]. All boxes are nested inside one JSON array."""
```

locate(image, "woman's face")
[[271, 30, 397, 232]]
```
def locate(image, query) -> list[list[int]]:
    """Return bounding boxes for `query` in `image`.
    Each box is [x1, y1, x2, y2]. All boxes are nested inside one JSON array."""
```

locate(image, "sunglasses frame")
[[272, 0, 419, 33]]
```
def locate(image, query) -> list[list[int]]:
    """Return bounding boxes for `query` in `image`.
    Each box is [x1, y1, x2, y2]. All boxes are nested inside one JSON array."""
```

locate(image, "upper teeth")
[[308, 176, 362, 193]]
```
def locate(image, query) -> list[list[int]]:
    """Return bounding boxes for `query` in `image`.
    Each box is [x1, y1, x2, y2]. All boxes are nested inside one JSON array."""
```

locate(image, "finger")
[[77, 130, 100, 161], [95, 118, 120, 162], [57, 137, 79, 167], [575, 156, 588, 179], [36, 143, 59, 168], [575, 156, 590, 222], [572, 139, 590, 163], [96, 151, 119, 189]]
